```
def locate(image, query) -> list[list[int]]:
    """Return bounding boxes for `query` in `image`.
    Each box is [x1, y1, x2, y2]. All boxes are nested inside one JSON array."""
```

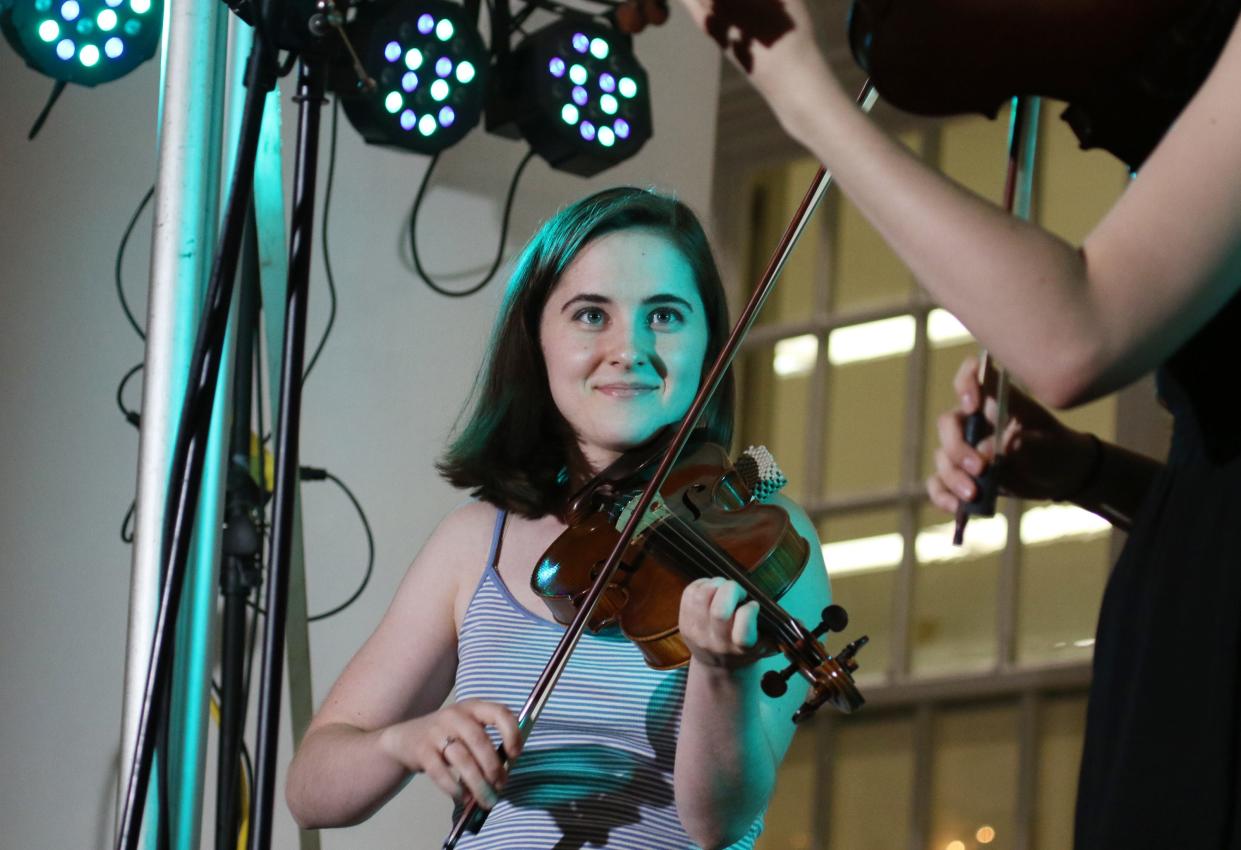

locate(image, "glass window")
[[823, 342, 908, 498], [1017, 506, 1112, 664], [912, 504, 1002, 675], [747, 159, 830, 325], [818, 509, 903, 680], [1034, 695, 1088, 850], [736, 341, 814, 504], [827, 714, 916, 850], [930, 703, 1019, 850], [831, 131, 926, 312]]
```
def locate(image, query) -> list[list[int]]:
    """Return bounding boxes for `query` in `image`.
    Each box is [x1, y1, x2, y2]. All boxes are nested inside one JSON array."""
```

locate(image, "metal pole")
[[118, 0, 229, 839], [115, 8, 283, 845]]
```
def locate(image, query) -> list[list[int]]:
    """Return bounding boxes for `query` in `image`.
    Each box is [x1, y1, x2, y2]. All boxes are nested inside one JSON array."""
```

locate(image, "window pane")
[[1037, 102, 1130, 243], [937, 110, 1010, 199], [832, 131, 926, 312], [828, 714, 915, 850], [1017, 508, 1111, 664], [1035, 695, 1087, 850], [747, 158, 828, 325], [818, 509, 902, 680], [823, 346, 908, 497], [931, 703, 1019, 850], [912, 505, 1001, 675], [736, 341, 813, 504], [922, 337, 978, 482]]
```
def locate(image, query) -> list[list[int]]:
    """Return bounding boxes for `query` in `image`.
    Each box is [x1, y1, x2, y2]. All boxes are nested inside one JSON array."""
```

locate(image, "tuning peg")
[[761, 664, 796, 697], [836, 635, 869, 672], [811, 604, 849, 638]]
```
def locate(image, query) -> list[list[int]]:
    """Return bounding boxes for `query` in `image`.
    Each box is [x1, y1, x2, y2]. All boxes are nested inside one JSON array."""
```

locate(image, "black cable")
[[209, 676, 257, 844], [303, 97, 340, 384], [117, 362, 144, 427], [243, 467, 373, 622], [305, 469, 375, 622], [116, 359, 143, 545], [28, 80, 68, 140], [243, 466, 372, 620], [407, 147, 536, 298], [122, 500, 136, 544], [117, 186, 155, 340]]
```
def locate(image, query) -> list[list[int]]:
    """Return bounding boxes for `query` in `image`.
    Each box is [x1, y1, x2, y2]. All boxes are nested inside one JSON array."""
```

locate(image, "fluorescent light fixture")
[[771, 308, 975, 377], [818, 531, 903, 576], [1019, 503, 1111, 544], [927, 307, 971, 346], [828, 315, 915, 365], [917, 515, 1007, 562], [773, 334, 818, 377], [822, 505, 1110, 577]]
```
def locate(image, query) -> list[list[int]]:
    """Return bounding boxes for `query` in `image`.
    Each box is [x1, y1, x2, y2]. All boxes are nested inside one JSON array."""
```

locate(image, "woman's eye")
[[649, 307, 684, 327], [573, 307, 607, 326]]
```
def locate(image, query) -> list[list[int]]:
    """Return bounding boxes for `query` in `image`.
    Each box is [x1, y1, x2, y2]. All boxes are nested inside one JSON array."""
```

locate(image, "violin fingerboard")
[[739, 445, 788, 504]]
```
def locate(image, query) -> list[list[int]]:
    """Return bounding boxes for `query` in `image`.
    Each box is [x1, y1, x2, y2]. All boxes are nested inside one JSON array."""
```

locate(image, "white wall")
[[0, 10, 720, 848]]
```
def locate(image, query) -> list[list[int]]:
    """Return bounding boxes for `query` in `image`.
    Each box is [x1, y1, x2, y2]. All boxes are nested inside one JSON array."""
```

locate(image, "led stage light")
[[1, 0, 160, 84], [488, 17, 651, 176], [336, 0, 487, 155]]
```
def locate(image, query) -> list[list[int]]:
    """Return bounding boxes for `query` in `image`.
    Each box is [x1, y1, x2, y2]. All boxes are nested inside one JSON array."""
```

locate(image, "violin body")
[[846, 0, 1236, 168], [532, 441, 809, 670]]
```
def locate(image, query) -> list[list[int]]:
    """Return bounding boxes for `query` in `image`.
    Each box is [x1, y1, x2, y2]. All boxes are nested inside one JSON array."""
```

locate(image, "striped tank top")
[[451, 509, 764, 850]]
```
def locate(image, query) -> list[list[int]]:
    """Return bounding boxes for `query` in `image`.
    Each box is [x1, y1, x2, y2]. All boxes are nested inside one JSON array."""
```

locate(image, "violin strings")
[[641, 513, 812, 652]]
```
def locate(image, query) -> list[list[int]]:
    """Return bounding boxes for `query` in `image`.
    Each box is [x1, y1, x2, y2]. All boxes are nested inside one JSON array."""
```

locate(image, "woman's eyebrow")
[[560, 293, 612, 312], [643, 294, 695, 311], [559, 293, 696, 312]]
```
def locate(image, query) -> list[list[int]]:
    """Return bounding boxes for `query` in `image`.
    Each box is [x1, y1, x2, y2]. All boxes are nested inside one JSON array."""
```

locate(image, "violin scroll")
[[760, 603, 868, 720]]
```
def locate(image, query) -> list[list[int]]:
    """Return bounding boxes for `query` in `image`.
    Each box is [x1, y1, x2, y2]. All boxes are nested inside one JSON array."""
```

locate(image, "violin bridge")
[[613, 492, 672, 538]]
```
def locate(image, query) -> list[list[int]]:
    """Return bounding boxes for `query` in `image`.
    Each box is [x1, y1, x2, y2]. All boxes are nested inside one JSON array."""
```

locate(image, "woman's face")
[[539, 229, 710, 473]]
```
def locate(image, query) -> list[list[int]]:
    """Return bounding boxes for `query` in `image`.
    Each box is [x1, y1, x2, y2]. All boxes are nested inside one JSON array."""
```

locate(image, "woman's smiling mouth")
[[594, 382, 660, 398]]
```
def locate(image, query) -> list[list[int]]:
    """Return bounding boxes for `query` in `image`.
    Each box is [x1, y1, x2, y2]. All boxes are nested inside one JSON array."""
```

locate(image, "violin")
[[846, 0, 1239, 169], [534, 438, 867, 713]]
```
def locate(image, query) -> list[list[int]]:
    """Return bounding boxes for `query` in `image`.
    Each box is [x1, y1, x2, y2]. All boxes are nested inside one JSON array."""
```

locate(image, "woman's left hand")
[[678, 577, 766, 670], [672, 0, 832, 105]]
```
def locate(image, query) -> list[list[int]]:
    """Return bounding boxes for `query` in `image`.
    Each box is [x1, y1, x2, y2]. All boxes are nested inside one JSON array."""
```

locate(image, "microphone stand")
[[250, 52, 326, 850]]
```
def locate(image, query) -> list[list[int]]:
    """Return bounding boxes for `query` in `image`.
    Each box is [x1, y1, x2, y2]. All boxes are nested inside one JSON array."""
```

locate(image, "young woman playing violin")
[[285, 187, 833, 849], [676, 0, 1241, 845]]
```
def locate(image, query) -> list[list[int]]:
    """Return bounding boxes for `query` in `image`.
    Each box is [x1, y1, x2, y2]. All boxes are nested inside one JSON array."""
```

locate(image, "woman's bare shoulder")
[[411, 499, 503, 624]]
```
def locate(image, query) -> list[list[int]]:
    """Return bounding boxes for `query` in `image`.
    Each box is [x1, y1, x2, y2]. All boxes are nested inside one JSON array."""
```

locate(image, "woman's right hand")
[[928, 355, 1099, 513], [379, 700, 522, 810]]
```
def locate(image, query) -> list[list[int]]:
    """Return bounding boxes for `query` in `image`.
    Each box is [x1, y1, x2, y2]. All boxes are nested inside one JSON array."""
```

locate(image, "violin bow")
[[953, 95, 1041, 544], [441, 80, 879, 849]]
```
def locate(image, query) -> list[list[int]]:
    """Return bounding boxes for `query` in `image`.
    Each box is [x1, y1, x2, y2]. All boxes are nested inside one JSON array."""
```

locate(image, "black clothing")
[[1075, 293, 1241, 847]]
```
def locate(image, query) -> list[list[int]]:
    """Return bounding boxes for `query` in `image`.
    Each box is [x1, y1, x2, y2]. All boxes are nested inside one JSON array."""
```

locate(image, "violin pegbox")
[[735, 445, 789, 504]]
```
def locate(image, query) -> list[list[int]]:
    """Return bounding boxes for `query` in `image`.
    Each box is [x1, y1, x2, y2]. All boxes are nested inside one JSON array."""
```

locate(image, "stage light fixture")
[[335, 0, 488, 155], [487, 16, 651, 176], [1, 0, 160, 85]]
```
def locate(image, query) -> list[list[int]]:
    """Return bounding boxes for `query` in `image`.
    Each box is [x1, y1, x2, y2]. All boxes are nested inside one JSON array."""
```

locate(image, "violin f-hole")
[[680, 482, 708, 519]]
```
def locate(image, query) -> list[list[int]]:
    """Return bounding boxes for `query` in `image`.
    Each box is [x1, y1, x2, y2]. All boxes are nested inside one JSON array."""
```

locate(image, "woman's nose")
[[607, 323, 651, 368]]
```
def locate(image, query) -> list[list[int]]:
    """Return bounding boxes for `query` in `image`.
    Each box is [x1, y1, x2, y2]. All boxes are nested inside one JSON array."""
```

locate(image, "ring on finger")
[[439, 735, 458, 758]]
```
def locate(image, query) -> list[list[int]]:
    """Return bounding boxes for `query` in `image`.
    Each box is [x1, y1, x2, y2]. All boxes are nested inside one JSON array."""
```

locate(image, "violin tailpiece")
[[738, 445, 788, 503]]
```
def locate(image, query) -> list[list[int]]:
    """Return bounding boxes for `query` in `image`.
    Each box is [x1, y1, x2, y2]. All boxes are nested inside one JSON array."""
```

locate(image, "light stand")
[[215, 205, 264, 850], [113, 0, 344, 843]]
